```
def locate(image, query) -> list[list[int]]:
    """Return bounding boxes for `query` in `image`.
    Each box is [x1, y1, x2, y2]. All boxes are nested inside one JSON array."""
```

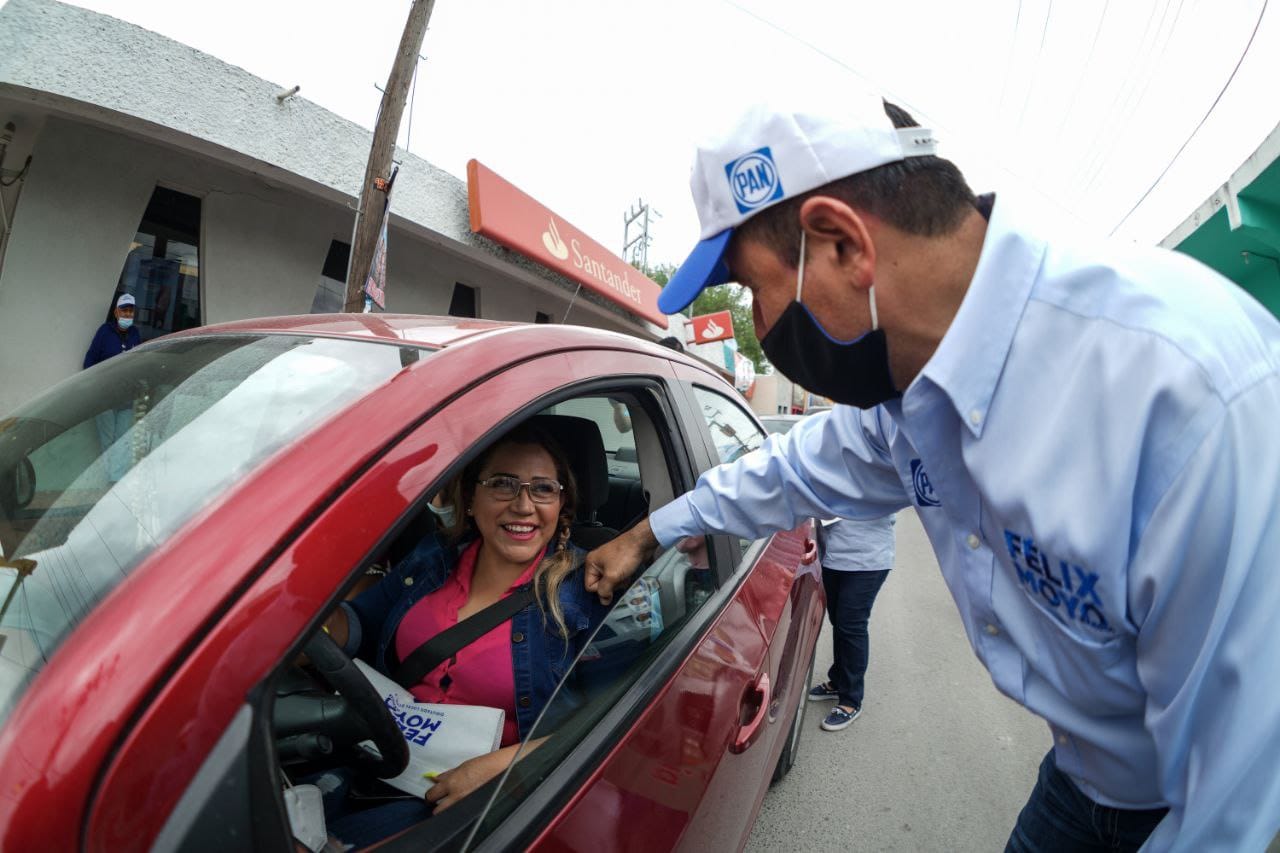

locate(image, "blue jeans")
[[308, 769, 431, 848], [822, 567, 890, 709], [94, 408, 133, 482], [1005, 751, 1168, 852]]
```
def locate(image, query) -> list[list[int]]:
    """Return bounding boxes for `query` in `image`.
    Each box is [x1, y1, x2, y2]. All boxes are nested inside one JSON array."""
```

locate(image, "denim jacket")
[[340, 533, 611, 741]]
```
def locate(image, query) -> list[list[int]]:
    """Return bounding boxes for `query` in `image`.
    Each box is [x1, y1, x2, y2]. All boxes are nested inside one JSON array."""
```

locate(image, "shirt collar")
[[914, 194, 1046, 437]]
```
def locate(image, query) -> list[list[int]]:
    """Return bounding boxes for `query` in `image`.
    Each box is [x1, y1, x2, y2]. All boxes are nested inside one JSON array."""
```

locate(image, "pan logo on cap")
[[725, 147, 783, 214]]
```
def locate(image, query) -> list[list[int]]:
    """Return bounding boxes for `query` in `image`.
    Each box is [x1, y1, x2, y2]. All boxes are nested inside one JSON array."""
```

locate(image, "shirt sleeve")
[[1129, 376, 1280, 851], [650, 407, 910, 547]]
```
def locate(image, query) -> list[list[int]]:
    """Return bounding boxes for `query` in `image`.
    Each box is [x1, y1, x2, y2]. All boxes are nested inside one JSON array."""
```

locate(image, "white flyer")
[[354, 659, 505, 799]]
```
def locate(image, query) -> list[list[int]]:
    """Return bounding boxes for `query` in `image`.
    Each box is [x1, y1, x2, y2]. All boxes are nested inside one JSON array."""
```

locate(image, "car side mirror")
[[1, 455, 34, 511]]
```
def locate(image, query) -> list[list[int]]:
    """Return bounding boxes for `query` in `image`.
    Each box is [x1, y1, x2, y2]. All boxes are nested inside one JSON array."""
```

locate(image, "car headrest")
[[529, 414, 608, 518]]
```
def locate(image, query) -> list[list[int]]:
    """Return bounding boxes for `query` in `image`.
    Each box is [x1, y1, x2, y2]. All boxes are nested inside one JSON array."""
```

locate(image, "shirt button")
[[518, 695, 532, 708], [512, 632, 525, 643], [403, 577, 414, 586], [1057, 733, 1069, 745], [966, 533, 981, 550], [969, 409, 982, 426], [984, 623, 1000, 636]]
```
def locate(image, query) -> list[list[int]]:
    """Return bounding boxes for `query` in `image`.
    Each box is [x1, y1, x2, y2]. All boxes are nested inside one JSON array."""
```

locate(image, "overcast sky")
[[55, 0, 1280, 269]]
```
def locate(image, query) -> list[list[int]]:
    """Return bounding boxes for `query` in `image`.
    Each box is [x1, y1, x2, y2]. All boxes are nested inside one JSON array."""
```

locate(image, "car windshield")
[[0, 333, 425, 717]]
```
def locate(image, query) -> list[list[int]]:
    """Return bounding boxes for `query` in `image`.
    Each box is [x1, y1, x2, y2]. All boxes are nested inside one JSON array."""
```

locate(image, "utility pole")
[[343, 0, 437, 311], [622, 198, 659, 274]]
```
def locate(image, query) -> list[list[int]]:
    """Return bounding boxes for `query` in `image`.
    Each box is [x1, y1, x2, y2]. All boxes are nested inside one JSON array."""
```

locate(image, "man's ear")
[[798, 196, 875, 291]]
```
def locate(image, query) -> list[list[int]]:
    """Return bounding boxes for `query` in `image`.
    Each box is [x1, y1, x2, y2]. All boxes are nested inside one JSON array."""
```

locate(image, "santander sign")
[[467, 160, 667, 327]]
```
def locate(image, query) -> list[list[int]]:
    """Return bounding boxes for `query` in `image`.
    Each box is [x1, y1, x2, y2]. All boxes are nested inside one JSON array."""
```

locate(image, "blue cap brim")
[[658, 229, 733, 314]]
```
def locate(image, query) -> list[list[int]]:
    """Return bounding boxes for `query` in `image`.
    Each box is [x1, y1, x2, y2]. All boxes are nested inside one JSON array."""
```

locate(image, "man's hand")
[[585, 519, 659, 605], [674, 535, 709, 569]]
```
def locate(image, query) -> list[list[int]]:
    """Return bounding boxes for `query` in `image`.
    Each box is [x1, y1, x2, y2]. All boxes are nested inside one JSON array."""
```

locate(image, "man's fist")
[[585, 519, 660, 605]]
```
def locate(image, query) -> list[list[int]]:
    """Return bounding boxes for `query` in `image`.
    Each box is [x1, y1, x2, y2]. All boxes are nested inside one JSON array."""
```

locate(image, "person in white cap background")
[[806, 511, 896, 734], [584, 93, 1280, 851], [84, 291, 142, 481], [83, 291, 141, 369]]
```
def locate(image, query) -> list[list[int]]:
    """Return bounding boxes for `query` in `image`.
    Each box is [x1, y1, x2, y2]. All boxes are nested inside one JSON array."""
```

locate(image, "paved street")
[[748, 511, 1050, 852]]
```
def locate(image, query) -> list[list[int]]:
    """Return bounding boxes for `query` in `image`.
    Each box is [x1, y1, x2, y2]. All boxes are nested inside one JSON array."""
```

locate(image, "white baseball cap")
[[116, 293, 136, 308], [658, 92, 937, 314]]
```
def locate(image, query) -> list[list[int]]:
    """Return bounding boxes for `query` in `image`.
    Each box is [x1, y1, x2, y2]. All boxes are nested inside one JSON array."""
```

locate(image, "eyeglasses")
[[476, 475, 564, 503]]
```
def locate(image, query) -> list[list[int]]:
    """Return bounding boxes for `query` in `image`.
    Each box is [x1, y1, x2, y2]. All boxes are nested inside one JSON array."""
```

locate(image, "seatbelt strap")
[[392, 584, 537, 689]]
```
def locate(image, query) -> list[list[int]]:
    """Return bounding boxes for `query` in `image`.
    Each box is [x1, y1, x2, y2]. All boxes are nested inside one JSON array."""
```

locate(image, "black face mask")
[[758, 231, 900, 409], [760, 302, 900, 408]]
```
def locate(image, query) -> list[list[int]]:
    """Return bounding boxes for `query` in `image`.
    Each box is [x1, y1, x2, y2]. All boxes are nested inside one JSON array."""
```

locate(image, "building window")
[[311, 239, 350, 313], [448, 283, 478, 318], [114, 186, 202, 342], [535, 311, 552, 324]]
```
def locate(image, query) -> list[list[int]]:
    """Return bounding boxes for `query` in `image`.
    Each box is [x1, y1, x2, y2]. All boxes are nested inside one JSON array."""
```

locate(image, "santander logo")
[[541, 218, 569, 261], [701, 318, 725, 340]]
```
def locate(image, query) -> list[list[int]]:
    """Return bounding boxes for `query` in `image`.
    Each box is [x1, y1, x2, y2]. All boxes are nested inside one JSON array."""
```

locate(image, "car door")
[[670, 376, 822, 850], [468, 365, 822, 853], [84, 344, 683, 851]]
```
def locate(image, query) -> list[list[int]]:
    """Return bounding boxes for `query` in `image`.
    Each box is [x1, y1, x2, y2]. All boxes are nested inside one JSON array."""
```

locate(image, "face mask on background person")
[[117, 317, 134, 331], [759, 231, 900, 409]]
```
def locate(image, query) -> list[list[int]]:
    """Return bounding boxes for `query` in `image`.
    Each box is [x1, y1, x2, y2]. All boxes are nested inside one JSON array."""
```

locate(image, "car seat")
[[531, 414, 619, 550]]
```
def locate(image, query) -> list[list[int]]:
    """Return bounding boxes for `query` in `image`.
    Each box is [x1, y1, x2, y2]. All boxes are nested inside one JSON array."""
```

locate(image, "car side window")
[[691, 386, 769, 552], [470, 391, 719, 840], [541, 396, 648, 532], [692, 386, 767, 465]]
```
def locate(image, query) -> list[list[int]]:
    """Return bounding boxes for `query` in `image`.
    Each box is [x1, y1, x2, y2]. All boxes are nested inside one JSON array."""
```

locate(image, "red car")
[[0, 315, 822, 851]]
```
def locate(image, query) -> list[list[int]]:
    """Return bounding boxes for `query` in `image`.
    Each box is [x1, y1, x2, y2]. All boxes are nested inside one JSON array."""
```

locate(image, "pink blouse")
[[393, 540, 543, 747]]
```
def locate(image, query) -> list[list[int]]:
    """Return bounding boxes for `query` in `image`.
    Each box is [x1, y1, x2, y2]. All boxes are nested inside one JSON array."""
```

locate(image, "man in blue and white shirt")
[[585, 92, 1280, 851]]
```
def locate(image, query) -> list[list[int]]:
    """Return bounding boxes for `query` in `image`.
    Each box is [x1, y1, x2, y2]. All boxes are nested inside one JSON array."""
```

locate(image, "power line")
[[1050, 0, 1112, 144], [1109, 0, 1269, 235], [1013, 0, 1055, 139], [717, 0, 930, 120], [1066, 0, 1169, 191], [716, 0, 1085, 225], [1078, 0, 1187, 196], [995, 0, 1025, 127]]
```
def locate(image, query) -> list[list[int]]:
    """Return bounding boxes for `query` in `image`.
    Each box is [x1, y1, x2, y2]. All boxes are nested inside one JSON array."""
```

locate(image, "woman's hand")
[[425, 747, 514, 813]]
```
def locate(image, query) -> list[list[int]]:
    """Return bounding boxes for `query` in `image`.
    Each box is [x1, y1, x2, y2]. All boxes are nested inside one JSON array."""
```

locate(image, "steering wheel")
[[273, 631, 409, 779]]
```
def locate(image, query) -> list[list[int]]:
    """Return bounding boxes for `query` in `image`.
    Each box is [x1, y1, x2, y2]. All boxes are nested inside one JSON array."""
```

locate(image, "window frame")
[[215, 370, 722, 853], [371, 377, 743, 851], [677, 380, 773, 579]]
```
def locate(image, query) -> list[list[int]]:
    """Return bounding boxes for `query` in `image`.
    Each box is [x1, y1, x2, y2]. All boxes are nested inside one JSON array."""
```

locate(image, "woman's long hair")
[[444, 422, 579, 637]]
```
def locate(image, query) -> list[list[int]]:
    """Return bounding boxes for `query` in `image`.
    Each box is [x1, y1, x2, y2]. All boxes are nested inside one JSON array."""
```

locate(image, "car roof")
[[164, 313, 517, 348], [163, 313, 709, 366]]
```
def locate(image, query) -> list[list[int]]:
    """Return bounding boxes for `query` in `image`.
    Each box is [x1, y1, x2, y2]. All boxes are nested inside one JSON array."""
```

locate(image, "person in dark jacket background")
[[85, 292, 142, 481], [83, 292, 141, 369]]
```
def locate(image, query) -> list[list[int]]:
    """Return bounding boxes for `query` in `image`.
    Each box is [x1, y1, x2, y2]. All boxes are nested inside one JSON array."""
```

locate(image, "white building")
[[0, 0, 678, 414]]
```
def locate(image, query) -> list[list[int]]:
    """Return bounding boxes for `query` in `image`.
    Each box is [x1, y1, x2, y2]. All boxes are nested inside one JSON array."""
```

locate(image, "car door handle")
[[730, 672, 771, 754]]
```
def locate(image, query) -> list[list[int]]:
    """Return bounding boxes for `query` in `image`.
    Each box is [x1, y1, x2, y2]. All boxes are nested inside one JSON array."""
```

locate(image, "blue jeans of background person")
[[822, 567, 890, 709], [1005, 751, 1168, 853], [94, 408, 133, 482]]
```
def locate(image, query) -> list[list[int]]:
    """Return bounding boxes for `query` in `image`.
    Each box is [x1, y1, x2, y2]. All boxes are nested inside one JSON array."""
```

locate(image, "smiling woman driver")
[[320, 421, 609, 846]]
